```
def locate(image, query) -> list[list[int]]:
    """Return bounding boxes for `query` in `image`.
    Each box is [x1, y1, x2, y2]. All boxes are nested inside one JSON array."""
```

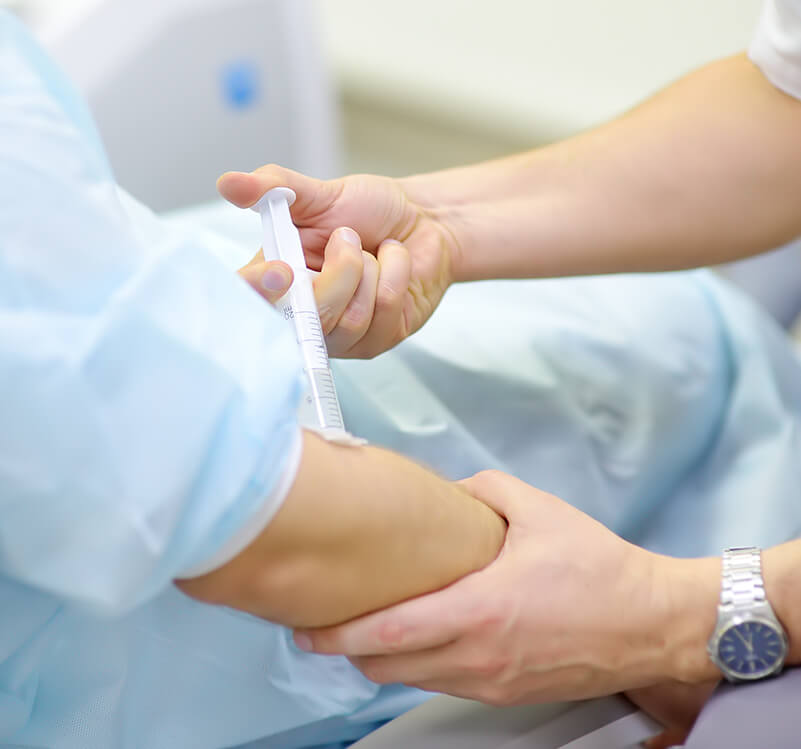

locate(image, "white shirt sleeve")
[[749, 0, 801, 100]]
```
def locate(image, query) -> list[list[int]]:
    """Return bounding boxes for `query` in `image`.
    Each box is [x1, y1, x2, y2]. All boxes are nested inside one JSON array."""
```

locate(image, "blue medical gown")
[[4, 10, 801, 749], [0, 12, 413, 749]]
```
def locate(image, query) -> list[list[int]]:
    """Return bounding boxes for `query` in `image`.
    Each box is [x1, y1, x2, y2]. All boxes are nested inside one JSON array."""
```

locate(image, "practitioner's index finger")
[[294, 585, 472, 657]]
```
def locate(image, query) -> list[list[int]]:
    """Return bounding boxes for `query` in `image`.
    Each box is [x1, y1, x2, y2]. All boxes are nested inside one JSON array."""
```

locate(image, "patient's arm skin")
[[296, 471, 801, 706], [176, 431, 507, 628]]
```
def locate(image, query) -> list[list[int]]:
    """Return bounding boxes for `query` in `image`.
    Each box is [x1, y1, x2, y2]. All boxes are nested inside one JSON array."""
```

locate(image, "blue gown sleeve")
[[0, 12, 304, 614]]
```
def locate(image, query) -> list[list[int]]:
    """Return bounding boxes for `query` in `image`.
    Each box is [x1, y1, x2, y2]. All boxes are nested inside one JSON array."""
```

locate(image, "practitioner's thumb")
[[238, 257, 294, 305]]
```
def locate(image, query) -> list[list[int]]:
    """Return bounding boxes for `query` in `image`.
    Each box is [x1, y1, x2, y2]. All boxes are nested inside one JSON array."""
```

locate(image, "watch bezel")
[[708, 612, 789, 682]]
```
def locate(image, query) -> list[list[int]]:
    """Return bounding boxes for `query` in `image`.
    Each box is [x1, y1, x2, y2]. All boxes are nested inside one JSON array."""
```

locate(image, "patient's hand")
[[176, 433, 506, 629], [219, 165, 457, 358]]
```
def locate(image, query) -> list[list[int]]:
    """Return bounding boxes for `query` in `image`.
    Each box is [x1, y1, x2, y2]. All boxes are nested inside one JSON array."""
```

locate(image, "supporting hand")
[[295, 470, 720, 705]]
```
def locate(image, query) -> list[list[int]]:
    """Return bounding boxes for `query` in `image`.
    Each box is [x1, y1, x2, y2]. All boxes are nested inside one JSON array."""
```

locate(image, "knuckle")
[[254, 162, 282, 176], [470, 469, 503, 492], [375, 280, 403, 312], [327, 233, 361, 266], [480, 672, 523, 707], [475, 600, 508, 635], [333, 253, 378, 334], [337, 299, 371, 334], [317, 304, 340, 335], [340, 245, 364, 273], [482, 469, 506, 482], [472, 657, 505, 681], [376, 619, 407, 651], [463, 640, 509, 680], [478, 684, 511, 707]]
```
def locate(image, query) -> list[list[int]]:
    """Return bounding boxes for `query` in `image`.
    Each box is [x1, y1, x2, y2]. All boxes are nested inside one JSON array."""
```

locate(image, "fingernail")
[[261, 267, 290, 292], [293, 632, 313, 652], [336, 227, 361, 247]]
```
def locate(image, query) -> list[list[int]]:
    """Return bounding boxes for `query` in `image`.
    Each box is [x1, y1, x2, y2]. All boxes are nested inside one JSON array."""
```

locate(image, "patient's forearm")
[[176, 431, 506, 627], [402, 54, 801, 281]]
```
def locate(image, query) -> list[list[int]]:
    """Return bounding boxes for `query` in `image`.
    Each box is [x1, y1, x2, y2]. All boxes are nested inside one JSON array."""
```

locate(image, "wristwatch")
[[707, 546, 789, 682]]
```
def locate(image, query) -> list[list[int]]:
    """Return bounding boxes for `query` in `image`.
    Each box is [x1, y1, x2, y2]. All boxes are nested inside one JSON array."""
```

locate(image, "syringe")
[[254, 187, 363, 445]]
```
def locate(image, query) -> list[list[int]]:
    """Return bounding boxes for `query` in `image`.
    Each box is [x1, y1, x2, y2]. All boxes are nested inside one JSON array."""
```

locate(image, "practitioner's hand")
[[219, 165, 459, 358], [293, 470, 721, 705], [237, 251, 293, 304]]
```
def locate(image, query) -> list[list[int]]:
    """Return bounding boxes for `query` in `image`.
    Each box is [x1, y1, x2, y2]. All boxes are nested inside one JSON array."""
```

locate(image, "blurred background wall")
[[10, 0, 764, 181], [314, 0, 763, 175], [312, 0, 800, 328], [8, 0, 800, 323]]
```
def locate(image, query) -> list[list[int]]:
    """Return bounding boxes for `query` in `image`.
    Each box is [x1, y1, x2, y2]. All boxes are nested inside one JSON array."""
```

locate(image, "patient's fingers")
[[237, 255, 293, 305], [314, 228, 365, 334], [294, 574, 477, 656], [325, 251, 380, 357]]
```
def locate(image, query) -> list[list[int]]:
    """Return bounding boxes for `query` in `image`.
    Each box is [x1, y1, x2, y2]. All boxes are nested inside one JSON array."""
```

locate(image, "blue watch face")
[[717, 620, 785, 679]]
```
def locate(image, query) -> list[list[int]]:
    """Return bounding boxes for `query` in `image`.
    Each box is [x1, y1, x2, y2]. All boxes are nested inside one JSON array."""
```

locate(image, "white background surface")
[[316, 0, 763, 149], [9, 0, 766, 171]]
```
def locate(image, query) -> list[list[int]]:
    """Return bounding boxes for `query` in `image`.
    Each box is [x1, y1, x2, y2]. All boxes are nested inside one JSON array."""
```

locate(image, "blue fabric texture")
[[0, 13, 424, 749], [334, 273, 801, 559], [0, 11, 305, 614], [4, 10, 801, 749]]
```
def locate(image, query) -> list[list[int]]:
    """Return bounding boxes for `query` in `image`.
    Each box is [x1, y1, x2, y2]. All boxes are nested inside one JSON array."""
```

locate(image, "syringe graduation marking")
[[254, 187, 347, 433]]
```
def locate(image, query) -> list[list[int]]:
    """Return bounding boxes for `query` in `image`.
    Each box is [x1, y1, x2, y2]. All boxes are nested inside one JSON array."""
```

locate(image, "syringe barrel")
[[255, 187, 346, 434], [256, 187, 305, 269]]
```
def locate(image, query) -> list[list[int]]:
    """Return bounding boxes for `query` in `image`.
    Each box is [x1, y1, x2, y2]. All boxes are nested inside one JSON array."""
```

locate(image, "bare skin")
[[219, 55, 801, 362], [214, 51, 801, 744], [173, 257, 507, 629], [175, 431, 506, 629]]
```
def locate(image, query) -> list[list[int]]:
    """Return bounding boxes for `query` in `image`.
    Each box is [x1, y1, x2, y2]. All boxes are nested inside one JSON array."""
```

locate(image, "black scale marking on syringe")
[[255, 187, 350, 436]]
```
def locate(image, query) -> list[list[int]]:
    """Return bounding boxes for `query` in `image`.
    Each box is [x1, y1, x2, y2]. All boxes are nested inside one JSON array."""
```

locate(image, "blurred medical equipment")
[[32, 0, 340, 211], [256, 187, 361, 443]]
